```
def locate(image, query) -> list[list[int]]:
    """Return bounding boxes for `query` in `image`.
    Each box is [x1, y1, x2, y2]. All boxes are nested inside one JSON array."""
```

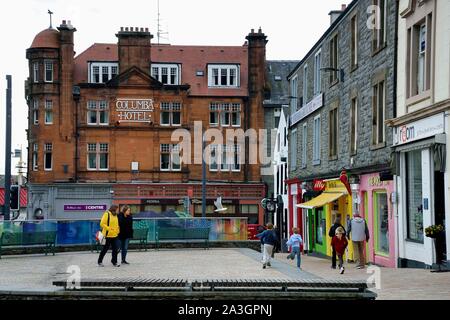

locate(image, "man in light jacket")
[[347, 213, 370, 269]]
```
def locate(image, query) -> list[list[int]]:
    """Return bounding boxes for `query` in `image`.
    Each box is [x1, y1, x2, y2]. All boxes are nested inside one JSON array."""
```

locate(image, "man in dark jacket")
[[328, 215, 346, 269], [118, 206, 134, 264]]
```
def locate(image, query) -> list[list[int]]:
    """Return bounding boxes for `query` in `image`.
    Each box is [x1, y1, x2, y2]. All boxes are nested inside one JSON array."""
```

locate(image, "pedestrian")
[[331, 226, 348, 274], [97, 205, 121, 267], [347, 213, 370, 269], [256, 223, 278, 269], [118, 205, 133, 265], [328, 215, 346, 269], [286, 227, 303, 269], [256, 225, 266, 263]]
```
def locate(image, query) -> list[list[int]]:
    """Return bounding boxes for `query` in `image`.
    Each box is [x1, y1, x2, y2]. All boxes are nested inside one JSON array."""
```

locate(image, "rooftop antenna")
[[156, 0, 169, 44], [48, 9, 53, 28]]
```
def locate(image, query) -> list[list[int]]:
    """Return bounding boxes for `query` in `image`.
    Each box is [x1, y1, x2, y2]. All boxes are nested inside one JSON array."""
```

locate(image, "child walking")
[[331, 226, 348, 274], [286, 228, 303, 269]]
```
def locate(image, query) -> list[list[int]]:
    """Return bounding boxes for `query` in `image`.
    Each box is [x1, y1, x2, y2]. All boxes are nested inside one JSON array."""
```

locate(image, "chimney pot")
[[131, 27, 134, 31], [145, 27, 149, 32], [341, 4, 347, 10], [121, 27, 124, 31], [125, 27, 129, 31], [135, 27, 138, 32], [62, 20, 66, 25], [251, 28, 254, 33], [258, 27, 262, 33], [140, 27, 144, 32]]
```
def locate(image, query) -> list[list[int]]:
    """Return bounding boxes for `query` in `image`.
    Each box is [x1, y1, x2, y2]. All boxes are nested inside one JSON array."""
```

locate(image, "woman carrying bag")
[[97, 205, 121, 267]]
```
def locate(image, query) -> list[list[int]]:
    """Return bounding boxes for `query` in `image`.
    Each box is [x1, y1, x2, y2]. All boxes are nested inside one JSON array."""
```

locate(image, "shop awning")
[[296, 191, 345, 209]]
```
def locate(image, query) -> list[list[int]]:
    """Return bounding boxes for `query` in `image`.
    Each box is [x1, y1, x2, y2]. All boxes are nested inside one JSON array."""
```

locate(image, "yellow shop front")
[[297, 178, 355, 260]]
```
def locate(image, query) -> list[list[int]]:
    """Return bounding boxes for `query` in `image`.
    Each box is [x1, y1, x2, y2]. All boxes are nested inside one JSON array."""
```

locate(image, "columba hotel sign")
[[116, 98, 154, 123]]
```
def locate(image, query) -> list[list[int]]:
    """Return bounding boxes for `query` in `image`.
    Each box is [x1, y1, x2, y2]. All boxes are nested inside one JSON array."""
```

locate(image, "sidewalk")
[[0, 248, 448, 299]]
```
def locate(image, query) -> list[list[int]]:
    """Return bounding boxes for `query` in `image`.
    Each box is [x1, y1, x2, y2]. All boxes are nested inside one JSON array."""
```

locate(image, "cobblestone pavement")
[[0, 248, 449, 299]]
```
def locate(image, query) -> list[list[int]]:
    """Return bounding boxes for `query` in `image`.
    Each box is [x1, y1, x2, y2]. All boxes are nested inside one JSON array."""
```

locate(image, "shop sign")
[[64, 204, 107, 211], [394, 113, 444, 146], [368, 175, 389, 187], [313, 179, 325, 191], [116, 98, 154, 123], [290, 93, 323, 127]]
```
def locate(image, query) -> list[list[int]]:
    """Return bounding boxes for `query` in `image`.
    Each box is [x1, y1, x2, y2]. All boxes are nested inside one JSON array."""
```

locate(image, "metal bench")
[[0, 231, 57, 258], [156, 227, 210, 250], [52, 278, 377, 299]]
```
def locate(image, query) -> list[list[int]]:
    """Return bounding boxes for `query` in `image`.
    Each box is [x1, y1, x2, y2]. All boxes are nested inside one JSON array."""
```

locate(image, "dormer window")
[[151, 64, 180, 85], [208, 64, 240, 88], [89, 62, 119, 83]]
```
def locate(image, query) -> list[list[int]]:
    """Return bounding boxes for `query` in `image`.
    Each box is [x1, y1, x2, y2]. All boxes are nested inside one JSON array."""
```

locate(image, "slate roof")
[[263, 60, 299, 108]]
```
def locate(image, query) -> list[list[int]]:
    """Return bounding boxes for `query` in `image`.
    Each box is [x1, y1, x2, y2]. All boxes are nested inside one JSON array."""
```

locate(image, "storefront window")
[[405, 150, 424, 242], [375, 192, 389, 254], [315, 207, 325, 244]]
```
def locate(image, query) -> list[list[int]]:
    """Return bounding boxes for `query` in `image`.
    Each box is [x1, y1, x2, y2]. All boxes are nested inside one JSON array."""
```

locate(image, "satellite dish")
[[214, 196, 228, 213]]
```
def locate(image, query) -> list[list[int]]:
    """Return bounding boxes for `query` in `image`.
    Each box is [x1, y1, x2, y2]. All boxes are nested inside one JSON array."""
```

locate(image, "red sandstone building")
[[25, 21, 268, 223]]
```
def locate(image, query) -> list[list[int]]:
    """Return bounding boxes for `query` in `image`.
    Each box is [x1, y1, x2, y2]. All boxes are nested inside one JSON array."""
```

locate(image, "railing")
[[0, 217, 248, 246]]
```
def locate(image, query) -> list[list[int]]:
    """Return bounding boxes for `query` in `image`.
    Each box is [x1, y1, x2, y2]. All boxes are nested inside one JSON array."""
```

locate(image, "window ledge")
[[406, 91, 431, 108], [372, 43, 387, 57], [350, 64, 358, 73], [329, 80, 339, 89], [313, 159, 321, 166], [350, 151, 357, 157], [405, 238, 424, 245], [370, 142, 386, 151]]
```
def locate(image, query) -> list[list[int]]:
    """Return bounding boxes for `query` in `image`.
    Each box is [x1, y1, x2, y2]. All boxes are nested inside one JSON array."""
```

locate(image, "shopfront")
[[393, 113, 448, 267], [297, 179, 354, 260], [358, 173, 396, 267]]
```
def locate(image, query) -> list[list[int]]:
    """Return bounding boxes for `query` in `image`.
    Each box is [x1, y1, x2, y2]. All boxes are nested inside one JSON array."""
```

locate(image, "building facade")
[[25, 22, 268, 224], [287, 0, 397, 266], [387, 0, 450, 268]]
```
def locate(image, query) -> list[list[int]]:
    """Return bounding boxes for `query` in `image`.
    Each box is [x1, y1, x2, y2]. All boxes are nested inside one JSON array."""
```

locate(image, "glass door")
[[374, 192, 389, 255]]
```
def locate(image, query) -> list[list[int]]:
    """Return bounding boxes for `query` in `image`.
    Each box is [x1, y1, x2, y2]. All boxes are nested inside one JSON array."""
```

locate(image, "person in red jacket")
[[331, 226, 348, 274]]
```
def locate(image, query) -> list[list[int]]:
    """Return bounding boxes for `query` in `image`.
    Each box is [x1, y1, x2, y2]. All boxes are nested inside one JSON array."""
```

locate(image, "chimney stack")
[[116, 27, 153, 74], [329, 4, 347, 25]]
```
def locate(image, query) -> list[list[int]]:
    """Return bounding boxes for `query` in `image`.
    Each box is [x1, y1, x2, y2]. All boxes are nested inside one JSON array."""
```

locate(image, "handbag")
[[96, 211, 110, 245]]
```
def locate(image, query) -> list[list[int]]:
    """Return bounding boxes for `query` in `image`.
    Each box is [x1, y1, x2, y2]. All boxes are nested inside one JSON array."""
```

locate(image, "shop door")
[[434, 171, 447, 263], [374, 192, 389, 256], [314, 207, 327, 255]]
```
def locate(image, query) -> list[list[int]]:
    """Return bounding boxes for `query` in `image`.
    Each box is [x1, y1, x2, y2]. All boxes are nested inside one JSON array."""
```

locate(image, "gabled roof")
[[74, 43, 249, 96], [264, 60, 299, 107]]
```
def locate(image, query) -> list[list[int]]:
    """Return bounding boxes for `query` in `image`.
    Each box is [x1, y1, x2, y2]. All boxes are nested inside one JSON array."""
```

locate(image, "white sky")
[[0, 0, 349, 175]]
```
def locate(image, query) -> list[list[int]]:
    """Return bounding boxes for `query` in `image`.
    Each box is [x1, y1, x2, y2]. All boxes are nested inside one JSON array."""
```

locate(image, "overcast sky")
[[0, 0, 349, 175]]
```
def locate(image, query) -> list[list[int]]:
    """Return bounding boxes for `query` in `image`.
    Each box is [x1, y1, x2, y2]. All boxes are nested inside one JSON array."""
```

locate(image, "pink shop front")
[[357, 173, 396, 268]]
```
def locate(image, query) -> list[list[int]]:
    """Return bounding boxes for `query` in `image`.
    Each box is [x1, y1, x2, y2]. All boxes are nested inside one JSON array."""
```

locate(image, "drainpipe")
[[393, 0, 399, 268], [73, 86, 80, 182]]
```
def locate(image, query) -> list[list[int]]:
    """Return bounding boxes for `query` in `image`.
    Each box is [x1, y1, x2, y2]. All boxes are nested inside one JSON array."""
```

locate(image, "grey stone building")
[[287, 0, 398, 267], [262, 60, 299, 197]]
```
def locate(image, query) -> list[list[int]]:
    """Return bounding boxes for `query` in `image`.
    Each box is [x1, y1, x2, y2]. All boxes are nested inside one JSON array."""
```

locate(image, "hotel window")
[[151, 64, 180, 85], [209, 144, 241, 172], [32, 143, 38, 171], [350, 97, 358, 154], [87, 143, 109, 171], [87, 100, 109, 125], [407, 14, 432, 98], [44, 61, 53, 82], [33, 62, 39, 83], [313, 115, 321, 164], [372, 81, 385, 145], [290, 76, 298, 113], [44, 143, 53, 171], [291, 129, 298, 171], [209, 103, 241, 127], [373, 0, 387, 51], [329, 106, 338, 158], [33, 99, 39, 125], [405, 150, 423, 242], [329, 34, 339, 84], [351, 14, 358, 68], [44, 100, 53, 124], [208, 64, 240, 87], [301, 124, 307, 168], [303, 64, 308, 105], [314, 50, 322, 95], [160, 144, 181, 171], [89, 63, 119, 83], [160, 102, 181, 126]]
